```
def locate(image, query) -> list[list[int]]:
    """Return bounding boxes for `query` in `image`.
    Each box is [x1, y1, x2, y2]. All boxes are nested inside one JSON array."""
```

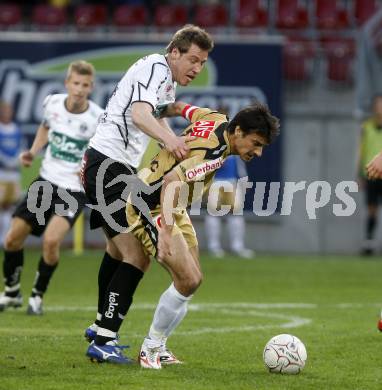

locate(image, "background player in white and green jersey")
[[0, 60, 103, 315]]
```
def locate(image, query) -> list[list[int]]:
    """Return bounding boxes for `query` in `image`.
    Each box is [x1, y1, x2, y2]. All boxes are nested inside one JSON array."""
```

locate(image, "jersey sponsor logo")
[[185, 157, 224, 181], [191, 120, 216, 139], [49, 131, 89, 163]]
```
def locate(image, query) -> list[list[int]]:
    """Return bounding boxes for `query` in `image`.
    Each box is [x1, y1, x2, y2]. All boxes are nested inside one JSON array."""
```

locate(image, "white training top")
[[39, 94, 103, 192], [89, 53, 176, 168]]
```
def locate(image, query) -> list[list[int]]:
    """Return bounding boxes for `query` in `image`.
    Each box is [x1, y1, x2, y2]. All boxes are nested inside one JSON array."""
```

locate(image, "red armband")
[[181, 104, 199, 121]]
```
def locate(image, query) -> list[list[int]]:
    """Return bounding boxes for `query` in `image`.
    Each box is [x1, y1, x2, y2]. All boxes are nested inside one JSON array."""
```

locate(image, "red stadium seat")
[[113, 4, 148, 29], [32, 5, 67, 30], [321, 38, 355, 82], [154, 5, 188, 29], [283, 39, 316, 81], [315, 0, 349, 29], [236, 0, 268, 29], [354, 0, 378, 26], [276, 0, 309, 29], [194, 4, 228, 28], [0, 4, 21, 29], [74, 5, 107, 30]]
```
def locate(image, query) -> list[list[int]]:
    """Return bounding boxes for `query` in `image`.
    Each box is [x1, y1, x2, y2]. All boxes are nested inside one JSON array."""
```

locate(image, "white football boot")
[[159, 345, 182, 365], [27, 296, 43, 315], [139, 338, 161, 369], [0, 292, 23, 311]]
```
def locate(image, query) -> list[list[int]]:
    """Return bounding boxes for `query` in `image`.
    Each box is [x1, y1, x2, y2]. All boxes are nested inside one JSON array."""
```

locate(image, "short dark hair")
[[227, 103, 280, 144], [166, 24, 214, 54]]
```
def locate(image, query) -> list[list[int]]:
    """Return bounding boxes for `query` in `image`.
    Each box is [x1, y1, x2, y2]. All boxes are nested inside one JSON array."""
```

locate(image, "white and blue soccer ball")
[[263, 333, 307, 374]]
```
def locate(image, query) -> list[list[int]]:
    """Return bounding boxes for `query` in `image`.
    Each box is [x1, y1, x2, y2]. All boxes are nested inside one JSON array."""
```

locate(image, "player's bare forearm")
[[132, 101, 189, 160], [161, 101, 187, 117], [158, 118, 175, 136], [30, 124, 49, 156], [132, 102, 172, 144], [20, 124, 49, 167]]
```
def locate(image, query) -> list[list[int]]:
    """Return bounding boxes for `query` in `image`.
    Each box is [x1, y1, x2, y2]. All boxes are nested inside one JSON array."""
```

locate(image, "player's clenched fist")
[[366, 151, 382, 179], [19, 150, 34, 167]]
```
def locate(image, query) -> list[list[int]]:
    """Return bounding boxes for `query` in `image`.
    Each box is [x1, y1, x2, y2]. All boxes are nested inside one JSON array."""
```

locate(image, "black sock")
[[366, 215, 377, 240], [31, 257, 58, 297], [95, 262, 144, 345], [3, 249, 24, 297], [96, 252, 122, 326]]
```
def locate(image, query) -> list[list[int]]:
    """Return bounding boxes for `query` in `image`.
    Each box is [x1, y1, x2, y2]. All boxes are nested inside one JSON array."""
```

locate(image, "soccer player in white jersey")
[[81, 25, 214, 363], [0, 61, 103, 315]]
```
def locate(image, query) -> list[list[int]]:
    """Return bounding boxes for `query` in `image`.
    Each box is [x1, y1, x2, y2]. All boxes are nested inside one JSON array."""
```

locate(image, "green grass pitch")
[[1, 250, 382, 390]]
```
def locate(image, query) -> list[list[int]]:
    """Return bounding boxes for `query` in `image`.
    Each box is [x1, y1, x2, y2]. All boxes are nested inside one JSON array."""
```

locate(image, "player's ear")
[[235, 126, 242, 137], [170, 47, 181, 60]]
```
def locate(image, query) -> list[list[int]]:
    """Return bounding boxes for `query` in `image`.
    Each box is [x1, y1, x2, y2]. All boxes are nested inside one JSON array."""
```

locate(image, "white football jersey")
[[89, 54, 176, 168], [39, 94, 103, 191]]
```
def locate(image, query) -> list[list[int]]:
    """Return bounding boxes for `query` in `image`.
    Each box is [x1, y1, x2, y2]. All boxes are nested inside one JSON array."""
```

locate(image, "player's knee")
[[183, 271, 203, 294], [43, 236, 61, 259], [4, 229, 24, 251]]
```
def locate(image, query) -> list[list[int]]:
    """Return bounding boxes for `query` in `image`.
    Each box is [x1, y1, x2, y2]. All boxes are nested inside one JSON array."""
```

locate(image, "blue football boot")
[[86, 340, 133, 364]]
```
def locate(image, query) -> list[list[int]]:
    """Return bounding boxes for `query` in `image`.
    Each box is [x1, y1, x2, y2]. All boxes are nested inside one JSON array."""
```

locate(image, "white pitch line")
[[176, 314, 312, 336], [43, 302, 381, 312]]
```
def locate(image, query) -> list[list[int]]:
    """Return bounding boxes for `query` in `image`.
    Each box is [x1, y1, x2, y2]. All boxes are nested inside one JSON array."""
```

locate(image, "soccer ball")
[[263, 334, 307, 374]]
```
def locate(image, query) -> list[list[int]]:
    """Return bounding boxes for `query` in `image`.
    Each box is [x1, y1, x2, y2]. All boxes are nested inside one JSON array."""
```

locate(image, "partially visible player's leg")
[[0, 217, 32, 311], [85, 238, 123, 341], [86, 232, 150, 364], [159, 244, 200, 365], [204, 215, 224, 256], [27, 215, 71, 315], [95, 232, 149, 344], [362, 180, 380, 255], [140, 233, 202, 369], [81, 147, 138, 341]]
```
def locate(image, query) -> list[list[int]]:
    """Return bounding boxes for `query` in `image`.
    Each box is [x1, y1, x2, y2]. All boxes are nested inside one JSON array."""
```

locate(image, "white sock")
[[148, 283, 192, 346], [228, 215, 245, 252], [205, 215, 222, 251], [164, 301, 188, 338]]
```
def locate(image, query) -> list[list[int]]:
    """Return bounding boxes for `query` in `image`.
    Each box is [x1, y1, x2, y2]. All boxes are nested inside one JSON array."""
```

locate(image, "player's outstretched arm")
[[19, 124, 49, 167], [132, 101, 189, 161]]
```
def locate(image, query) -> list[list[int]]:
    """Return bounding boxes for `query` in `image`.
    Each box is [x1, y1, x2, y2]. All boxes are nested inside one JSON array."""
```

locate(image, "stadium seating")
[[354, 0, 378, 26], [74, 5, 107, 30], [113, 4, 148, 29], [32, 5, 67, 30], [321, 37, 355, 82], [0, 4, 21, 29], [236, 0, 268, 29], [283, 38, 316, 81], [315, 0, 349, 29], [194, 4, 228, 28], [276, 0, 309, 30], [154, 5, 188, 29]]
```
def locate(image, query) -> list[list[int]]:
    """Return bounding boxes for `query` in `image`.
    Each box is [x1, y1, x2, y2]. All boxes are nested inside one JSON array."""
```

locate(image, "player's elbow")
[[131, 102, 152, 127]]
